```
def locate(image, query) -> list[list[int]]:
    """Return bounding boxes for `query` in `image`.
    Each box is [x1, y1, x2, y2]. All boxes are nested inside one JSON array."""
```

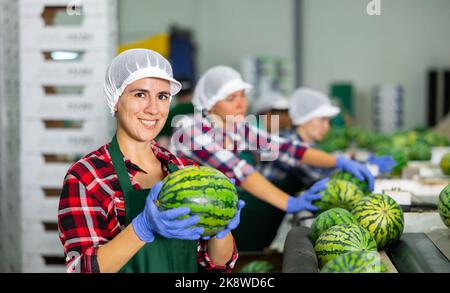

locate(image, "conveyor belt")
[[282, 227, 319, 273], [425, 228, 450, 261], [387, 233, 450, 273]]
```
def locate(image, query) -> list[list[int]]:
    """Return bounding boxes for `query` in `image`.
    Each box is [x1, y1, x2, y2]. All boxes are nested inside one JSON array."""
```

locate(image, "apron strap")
[[109, 135, 135, 194]]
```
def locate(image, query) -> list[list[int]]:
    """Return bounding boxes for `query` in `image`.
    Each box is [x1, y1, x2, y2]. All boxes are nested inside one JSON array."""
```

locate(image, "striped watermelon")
[[239, 260, 274, 273], [331, 171, 370, 194], [314, 179, 365, 212], [314, 224, 377, 267], [308, 208, 358, 243], [351, 193, 404, 249], [157, 166, 238, 236], [320, 251, 387, 273], [440, 153, 450, 175], [438, 184, 450, 227]]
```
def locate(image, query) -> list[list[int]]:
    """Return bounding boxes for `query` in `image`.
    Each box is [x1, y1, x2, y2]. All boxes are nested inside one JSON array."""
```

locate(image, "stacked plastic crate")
[[372, 85, 404, 134], [241, 55, 290, 114], [19, 0, 117, 272], [0, 0, 20, 273]]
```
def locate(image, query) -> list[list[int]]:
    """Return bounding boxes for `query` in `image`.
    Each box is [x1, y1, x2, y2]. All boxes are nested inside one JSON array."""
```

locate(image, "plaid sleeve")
[[242, 123, 308, 165], [172, 122, 256, 185], [197, 238, 238, 273], [58, 172, 111, 273]]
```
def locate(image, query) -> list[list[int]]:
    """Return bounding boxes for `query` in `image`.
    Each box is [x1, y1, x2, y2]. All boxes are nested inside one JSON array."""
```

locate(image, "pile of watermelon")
[[316, 127, 449, 178], [158, 166, 239, 237], [309, 172, 405, 273]]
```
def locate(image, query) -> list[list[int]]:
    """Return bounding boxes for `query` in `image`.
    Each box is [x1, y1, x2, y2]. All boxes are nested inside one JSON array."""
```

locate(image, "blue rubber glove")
[[336, 156, 375, 192], [286, 177, 329, 214], [132, 181, 204, 242], [202, 200, 246, 240], [367, 155, 397, 174]]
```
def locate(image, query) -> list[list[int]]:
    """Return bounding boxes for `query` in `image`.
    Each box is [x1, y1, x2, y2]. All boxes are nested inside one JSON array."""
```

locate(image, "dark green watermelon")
[[308, 208, 358, 243], [314, 179, 365, 213], [239, 260, 274, 273], [157, 166, 238, 236], [320, 251, 387, 273], [331, 171, 370, 194], [438, 184, 450, 227], [408, 141, 431, 161], [314, 224, 377, 267]]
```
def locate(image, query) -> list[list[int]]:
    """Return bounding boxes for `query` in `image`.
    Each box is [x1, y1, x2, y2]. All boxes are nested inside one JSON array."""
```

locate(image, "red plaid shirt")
[[172, 114, 308, 185], [58, 141, 238, 273]]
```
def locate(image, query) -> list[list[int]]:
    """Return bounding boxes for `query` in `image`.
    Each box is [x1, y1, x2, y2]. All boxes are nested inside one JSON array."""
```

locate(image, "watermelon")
[[320, 251, 387, 273], [313, 179, 364, 213], [314, 224, 377, 267], [438, 184, 450, 227], [440, 153, 450, 176], [314, 179, 365, 212], [157, 166, 238, 236], [308, 208, 358, 243], [331, 171, 370, 194], [239, 260, 274, 273], [408, 141, 431, 161], [351, 193, 404, 249], [375, 146, 408, 177]]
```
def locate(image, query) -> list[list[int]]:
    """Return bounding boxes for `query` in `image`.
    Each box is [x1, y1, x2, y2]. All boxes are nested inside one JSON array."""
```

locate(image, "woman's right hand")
[[131, 181, 204, 242]]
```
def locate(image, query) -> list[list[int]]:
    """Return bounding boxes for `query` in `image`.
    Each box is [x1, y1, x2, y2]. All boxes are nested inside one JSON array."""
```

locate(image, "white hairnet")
[[253, 91, 289, 114], [192, 66, 253, 111], [103, 48, 182, 116], [289, 88, 340, 125]]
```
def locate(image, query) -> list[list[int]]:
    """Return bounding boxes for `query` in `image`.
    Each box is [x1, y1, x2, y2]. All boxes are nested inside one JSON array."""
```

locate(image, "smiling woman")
[[115, 78, 172, 142], [57, 49, 242, 273]]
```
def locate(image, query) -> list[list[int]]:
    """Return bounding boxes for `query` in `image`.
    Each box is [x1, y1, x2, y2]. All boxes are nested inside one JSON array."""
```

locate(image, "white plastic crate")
[[21, 83, 109, 120], [21, 184, 60, 221], [21, 95, 109, 120], [20, 53, 112, 84], [20, 153, 76, 186], [20, 18, 117, 51], [22, 252, 66, 273], [20, 0, 117, 18], [21, 220, 64, 255], [20, 118, 112, 154]]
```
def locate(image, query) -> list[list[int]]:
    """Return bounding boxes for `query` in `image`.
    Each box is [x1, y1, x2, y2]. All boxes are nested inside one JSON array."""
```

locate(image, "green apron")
[[108, 135, 198, 273], [232, 151, 287, 252]]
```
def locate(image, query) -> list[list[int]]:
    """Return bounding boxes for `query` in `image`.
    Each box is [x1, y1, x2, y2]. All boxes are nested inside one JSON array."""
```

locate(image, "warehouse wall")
[[120, 0, 450, 131], [119, 0, 296, 92], [302, 0, 450, 130]]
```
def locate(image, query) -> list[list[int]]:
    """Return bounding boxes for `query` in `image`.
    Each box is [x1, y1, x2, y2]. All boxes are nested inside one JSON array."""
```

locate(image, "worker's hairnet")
[[103, 48, 182, 115], [289, 88, 340, 125], [192, 66, 253, 111], [253, 91, 289, 114]]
